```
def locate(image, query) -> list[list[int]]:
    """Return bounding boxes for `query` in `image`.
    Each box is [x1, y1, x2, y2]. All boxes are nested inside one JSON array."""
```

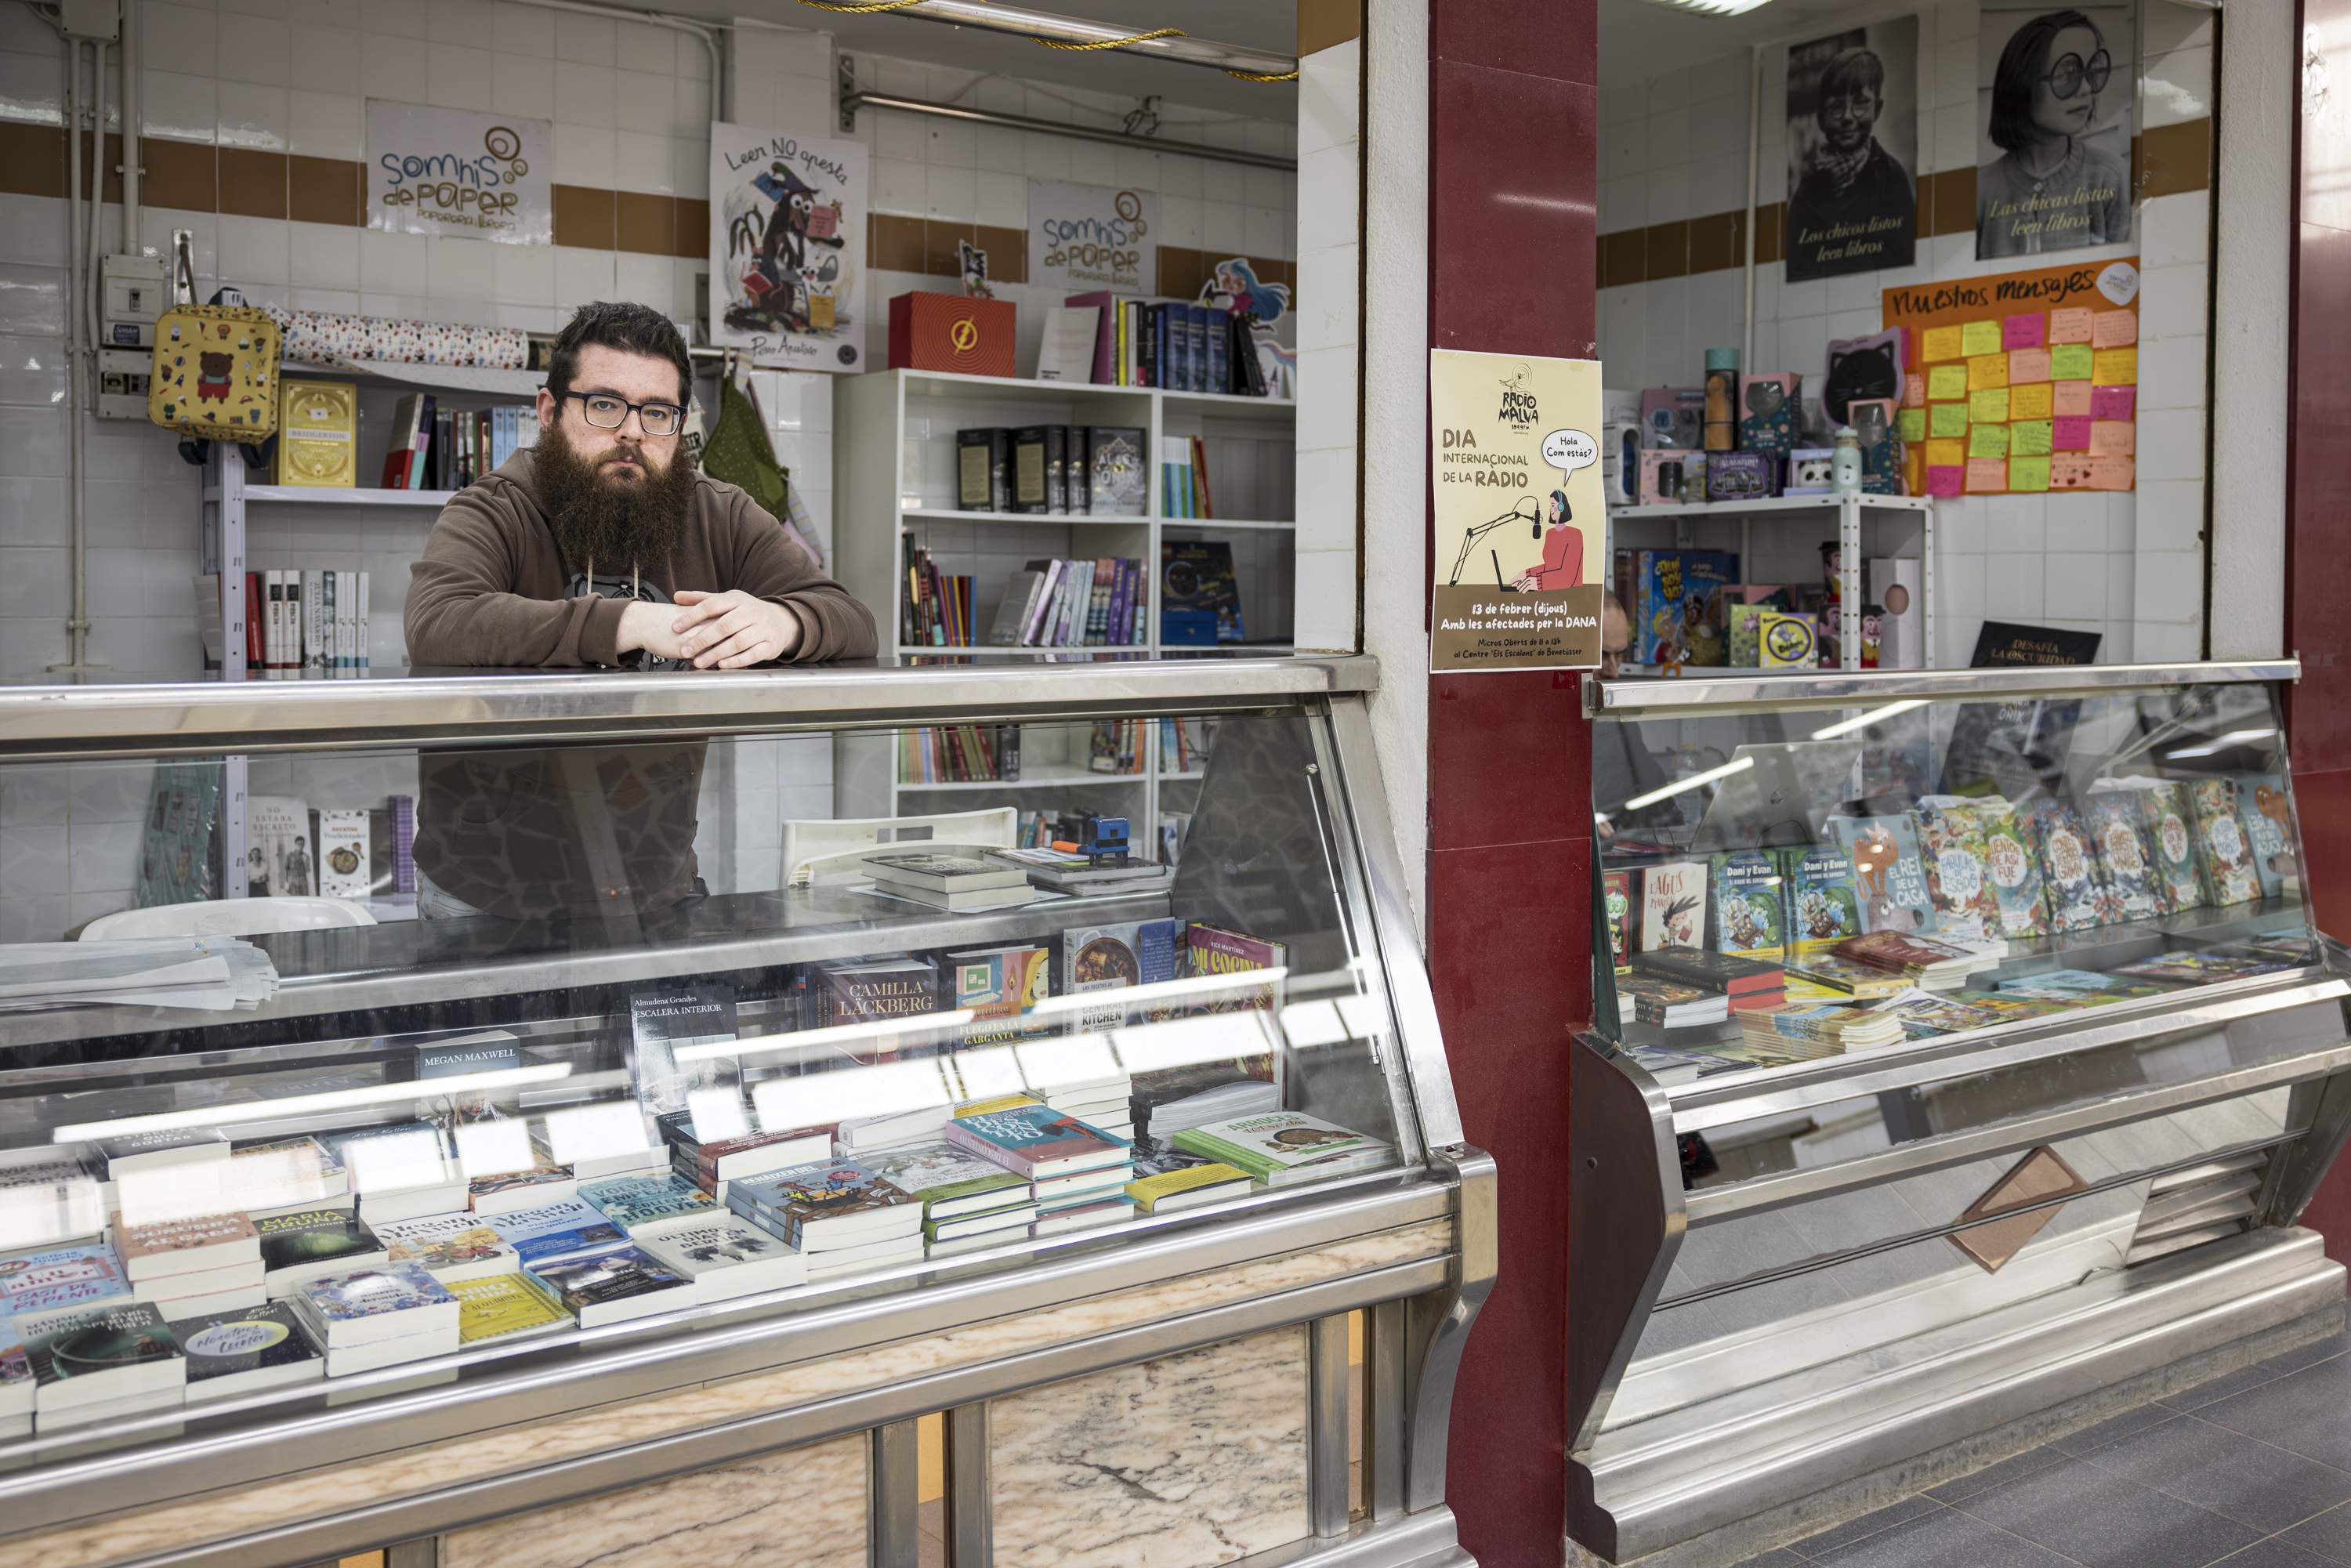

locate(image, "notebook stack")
[[116, 1211, 263, 1319], [288, 1262, 461, 1375], [168, 1301, 324, 1400], [1737, 1001, 1907, 1054], [636, 1215, 810, 1302], [256, 1209, 389, 1299], [370, 1211, 520, 1284], [1629, 951, 1787, 1012], [661, 1117, 833, 1203], [1171, 1111, 1392, 1190], [323, 1123, 466, 1224], [728, 1160, 926, 1280], [947, 1102, 1136, 1234], [862, 853, 1038, 913], [1833, 932, 2006, 992], [19, 1299, 187, 1429], [576, 1172, 719, 1239], [1615, 974, 1730, 1029], [858, 1143, 1038, 1255]]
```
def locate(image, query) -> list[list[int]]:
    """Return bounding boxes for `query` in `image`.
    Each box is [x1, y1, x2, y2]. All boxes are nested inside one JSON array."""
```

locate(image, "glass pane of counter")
[[1592, 678, 2318, 1088], [0, 709, 1416, 1455]]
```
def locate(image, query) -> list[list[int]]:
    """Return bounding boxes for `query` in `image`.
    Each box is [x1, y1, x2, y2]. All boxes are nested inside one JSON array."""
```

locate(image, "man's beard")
[[534, 422, 700, 576]]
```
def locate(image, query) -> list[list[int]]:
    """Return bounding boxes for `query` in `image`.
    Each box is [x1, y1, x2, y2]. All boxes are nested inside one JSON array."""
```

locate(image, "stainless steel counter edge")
[[0, 657, 1382, 761], [1585, 658, 2301, 717], [0, 1169, 1456, 1538]]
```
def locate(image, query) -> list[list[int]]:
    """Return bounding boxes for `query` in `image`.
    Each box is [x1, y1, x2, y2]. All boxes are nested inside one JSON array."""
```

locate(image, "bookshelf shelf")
[[902, 509, 1150, 527], [1161, 389, 1296, 415], [897, 770, 1145, 791], [1161, 769, 1207, 781], [1607, 494, 1934, 520], [1165, 643, 1296, 655], [242, 486, 459, 507], [1160, 517, 1296, 532], [900, 368, 1153, 402], [281, 360, 542, 398]]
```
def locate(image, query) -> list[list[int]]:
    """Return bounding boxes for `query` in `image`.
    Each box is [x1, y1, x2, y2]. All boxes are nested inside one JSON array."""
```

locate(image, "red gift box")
[[888, 292, 1016, 378]]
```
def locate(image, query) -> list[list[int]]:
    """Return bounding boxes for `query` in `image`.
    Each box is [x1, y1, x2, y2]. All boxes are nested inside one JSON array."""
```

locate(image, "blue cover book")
[[1185, 307, 1207, 392], [946, 1104, 1131, 1178], [1631, 551, 1740, 667], [486, 1196, 627, 1263], [0, 1242, 131, 1316], [1205, 307, 1228, 393], [2237, 774, 2298, 899]]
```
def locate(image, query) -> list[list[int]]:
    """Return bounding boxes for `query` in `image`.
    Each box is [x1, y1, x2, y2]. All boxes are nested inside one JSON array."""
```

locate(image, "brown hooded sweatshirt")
[[404, 450, 877, 919]]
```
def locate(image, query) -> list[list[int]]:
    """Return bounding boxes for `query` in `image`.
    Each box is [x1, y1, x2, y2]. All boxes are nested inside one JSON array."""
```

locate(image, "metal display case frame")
[[1568, 660, 2351, 1564], [0, 657, 1490, 1568]]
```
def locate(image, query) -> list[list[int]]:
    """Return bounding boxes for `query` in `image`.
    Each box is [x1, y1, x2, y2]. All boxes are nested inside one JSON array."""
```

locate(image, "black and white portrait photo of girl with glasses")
[[1976, 5, 2135, 259]]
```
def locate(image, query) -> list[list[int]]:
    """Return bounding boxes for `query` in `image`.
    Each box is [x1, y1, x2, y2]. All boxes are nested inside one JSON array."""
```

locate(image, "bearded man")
[[404, 300, 875, 923]]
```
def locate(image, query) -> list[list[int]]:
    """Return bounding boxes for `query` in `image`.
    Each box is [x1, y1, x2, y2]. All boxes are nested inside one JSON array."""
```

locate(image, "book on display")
[[484, 1196, 629, 1266], [140, 1269, 266, 1317], [853, 1143, 1031, 1220], [1170, 1112, 1389, 1186], [0, 1150, 106, 1250], [171, 1302, 324, 1398], [447, 1274, 574, 1345], [1033, 1197, 1136, 1235], [465, 1163, 578, 1218], [725, 1160, 923, 1250], [636, 1216, 810, 1302], [2031, 801, 2110, 932], [1126, 1163, 1253, 1214], [115, 1212, 259, 1282], [576, 1173, 718, 1237], [923, 1204, 1040, 1244], [946, 1105, 1132, 1180], [255, 1209, 389, 1297], [522, 1246, 693, 1328], [1615, 974, 1729, 1028], [0, 1243, 135, 1317], [803, 1232, 926, 1279], [2084, 791, 2163, 922], [865, 853, 1031, 896], [292, 1262, 459, 1349], [20, 1299, 185, 1421], [1823, 814, 1936, 936], [226, 1135, 348, 1215], [371, 1213, 520, 1283]]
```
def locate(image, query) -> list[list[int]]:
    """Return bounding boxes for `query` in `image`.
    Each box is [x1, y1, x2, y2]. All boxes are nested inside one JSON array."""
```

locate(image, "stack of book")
[[445, 1274, 574, 1347], [466, 1161, 579, 1219], [576, 1173, 719, 1239], [1130, 1078, 1281, 1144], [371, 1211, 520, 1284], [897, 725, 1021, 784], [288, 1262, 459, 1375], [1125, 1140, 1253, 1215], [1063, 292, 1273, 397], [1833, 932, 2006, 991], [1629, 950, 1786, 1012], [727, 1159, 926, 1280], [1171, 1111, 1392, 1190], [224, 1135, 350, 1220], [1785, 953, 1914, 1003], [172, 1301, 325, 1399], [521, 1247, 694, 1327], [858, 1143, 1038, 1255], [1737, 1001, 1906, 1054], [256, 1209, 389, 1300], [987, 557, 1149, 649], [864, 853, 1038, 913], [1616, 973, 1730, 1029], [484, 1196, 629, 1269], [901, 543, 973, 646], [634, 1215, 810, 1302], [19, 1299, 186, 1429], [96, 1128, 233, 1225], [948, 1102, 1136, 1234], [992, 850, 1172, 900], [323, 1124, 466, 1225], [1016, 1041, 1134, 1141], [661, 1118, 833, 1204], [117, 1211, 263, 1318]]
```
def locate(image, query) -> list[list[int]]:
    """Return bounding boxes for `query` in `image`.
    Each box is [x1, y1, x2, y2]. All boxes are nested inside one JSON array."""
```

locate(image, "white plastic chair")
[[79, 897, 379, 940], [785, 807, 1019, 888]]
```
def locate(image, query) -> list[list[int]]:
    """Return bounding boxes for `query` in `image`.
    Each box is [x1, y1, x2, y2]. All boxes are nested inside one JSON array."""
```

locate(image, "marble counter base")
[[991, 1326, 1311, 1568], [439, 1432, 866, 1568], [9, 1217, 1448, 1568]]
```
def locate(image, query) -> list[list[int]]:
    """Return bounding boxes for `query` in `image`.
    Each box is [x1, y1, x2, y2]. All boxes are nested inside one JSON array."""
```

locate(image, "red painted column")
[[2286, 0, 2351, 1256], [1425, 2, 1598, 1563]]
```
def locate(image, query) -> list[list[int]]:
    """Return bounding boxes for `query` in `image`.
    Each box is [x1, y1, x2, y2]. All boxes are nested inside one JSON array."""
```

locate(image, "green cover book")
[[1780, 845, 1862, 958], [1708, 849, 1785, 961], [2139, 782, 2208, 914], [1977, 802, 2050, 938]]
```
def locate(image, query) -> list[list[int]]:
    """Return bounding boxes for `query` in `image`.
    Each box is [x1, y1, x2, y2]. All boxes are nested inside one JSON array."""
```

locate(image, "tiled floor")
[[1736, 1329, 2351, 1568]]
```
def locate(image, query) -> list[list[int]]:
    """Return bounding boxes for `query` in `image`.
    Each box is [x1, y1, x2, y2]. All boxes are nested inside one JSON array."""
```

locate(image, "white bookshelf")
[[241, 486, 458, 507], [834, 369, 1291, 824]]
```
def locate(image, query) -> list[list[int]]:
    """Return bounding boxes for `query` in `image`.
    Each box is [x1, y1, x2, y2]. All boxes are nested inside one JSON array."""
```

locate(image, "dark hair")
[[545, 300, 692, 408], [1817, 49, 1886, 107], [1990, 9, 2100, 154]]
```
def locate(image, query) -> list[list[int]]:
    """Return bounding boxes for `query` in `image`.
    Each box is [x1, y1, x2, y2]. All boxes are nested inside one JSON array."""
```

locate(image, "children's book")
[[2138, 782, 2209, 914], [1708, 850, 1785, 962], [1976, 802, 2050, 938], [1638, 861, 1707, 951], [1631, 550, 1738, 667], [1601, 870, 1634, 972], [2084, 791, 2162, 922], [946, 1105, 1131, 1180], [1915, 804, 2001, 939], [2237, 775, 2299, 900], [2190, 777, 2262, 905], [2033, 801, 2108, 931], [1780, 845, 1863, 958], [1824, 814, 1936, 936]]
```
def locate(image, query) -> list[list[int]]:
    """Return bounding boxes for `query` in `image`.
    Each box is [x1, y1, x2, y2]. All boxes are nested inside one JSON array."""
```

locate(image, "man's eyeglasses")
[[560, 390, 686, 437], [2041, 48, 2111, 100]]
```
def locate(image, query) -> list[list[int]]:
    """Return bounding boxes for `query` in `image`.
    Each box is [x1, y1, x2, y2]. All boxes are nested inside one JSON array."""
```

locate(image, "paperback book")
[[2138, 782, 2210, 914], [447, 1274, 574, 1345], [1602, 870, 1634, 972], [1171, 1112, 1389, 1186], [947, 943, 1052, 1045], [292, 1262, 458, 1349], [255, 1209, 389, 1298], [946, 1105, 1132, 1180], [115, 1212, 258, 1281], [1126, 1163, 1253, 1214], [370, 1213, 519, 1283], [725, 1160, 923, 1250], [1978, 802, 2051, 938], [172, 1302, 323, 1398], [1708, 850, 1785, 961], [1824, 813, 1936, 936], [484, 1196, 629, 1266], [2238, 775, 2300, 899], [853, 1143, 1031, 1219], [0, 1243, 134, 1317], [466, 1163, 578, 1217], [1915, 805, 2001, 939], [1062, 918, 1184, 1030], [626, 983, 737, 1121], [2032, 801, 2109, 932], [522, 1246, 693, 1329], [20, 1299, 184, 1417], [636, 1216, 809, 1302], [1638, 861, 1708, 951], [2190, 778, 2262, 906], [576, 1173, 717, 1237], [2085, 791, 2162, 922], [1781, 846, 1864, 957]]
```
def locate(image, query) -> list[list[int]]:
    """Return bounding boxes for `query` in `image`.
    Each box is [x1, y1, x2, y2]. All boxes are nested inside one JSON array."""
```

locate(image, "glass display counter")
[[1569, 661, 2351, 1564], [0, 657, 1487, 1568]]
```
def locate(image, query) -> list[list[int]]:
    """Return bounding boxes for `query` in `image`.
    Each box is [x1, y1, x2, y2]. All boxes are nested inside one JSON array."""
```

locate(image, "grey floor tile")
[[2049, 1403, 2183, 1458], [1927, 1446, 2070, 1503], [1806, 1505, 2076, 1568], [2210, 1541, 2342, 1568], [2167, 1360, 2308, 1413], [2081, 1414, 2351, 1533], [2197, 1356, 2351, 1469], [1947, 1455, 2260, 1568], [1731, 1552, 1809, 1568], [2284, 1501, 2351, 1565], [1788, 1495, 1943, 1558]]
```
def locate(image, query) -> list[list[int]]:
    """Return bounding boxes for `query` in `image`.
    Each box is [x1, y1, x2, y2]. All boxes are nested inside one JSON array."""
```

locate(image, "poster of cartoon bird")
[[709, 121, 868, 372]]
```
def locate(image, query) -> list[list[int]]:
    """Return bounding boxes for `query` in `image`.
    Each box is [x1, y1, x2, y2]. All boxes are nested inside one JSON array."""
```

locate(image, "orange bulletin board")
[[1881, 257, 2140, 498]]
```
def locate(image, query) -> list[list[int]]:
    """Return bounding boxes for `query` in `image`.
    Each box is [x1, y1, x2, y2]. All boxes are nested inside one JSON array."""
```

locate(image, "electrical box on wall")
[[96, 253, 168, 419]]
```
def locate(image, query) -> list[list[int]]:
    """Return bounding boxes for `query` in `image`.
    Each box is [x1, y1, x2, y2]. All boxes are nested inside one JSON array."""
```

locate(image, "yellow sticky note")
[[1921, 324, 1965, 361], [2009, 382, 2054, 421], [2092, 346, 2138, 384], [1898, 406, 1926, 442], [1930, 403, 1969, 438], [1969, 422, 2011, 459], [2051, 344, 2095, 380], [1961, 320, 2003, 357], [2012, 419, 2054, 457], [1928, 364, 1969, 401], [1969, 387, 2011, 424], [1926, 438, 1966, 468], [1967, 353, 2010, 390], [2009, 455, 2052, 492]]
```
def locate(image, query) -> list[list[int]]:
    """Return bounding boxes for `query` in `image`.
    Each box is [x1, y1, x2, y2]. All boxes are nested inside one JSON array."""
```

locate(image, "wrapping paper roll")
[[269, 307, 529, 370]]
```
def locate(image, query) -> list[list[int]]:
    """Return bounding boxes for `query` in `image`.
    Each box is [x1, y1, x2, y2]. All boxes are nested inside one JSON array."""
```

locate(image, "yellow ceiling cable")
[[794, 0, 1299, 78]]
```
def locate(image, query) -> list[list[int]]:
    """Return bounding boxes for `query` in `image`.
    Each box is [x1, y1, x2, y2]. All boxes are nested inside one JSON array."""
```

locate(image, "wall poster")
[[365, 101, 551, 244], [1429, 349, 1604, 672], [711, 121, 868, 371], [1976, 2, 2137, 259], [1783, 14, 1919, 283], [1027, 179, 1158, 294], [1881, 255, 2140, 497]]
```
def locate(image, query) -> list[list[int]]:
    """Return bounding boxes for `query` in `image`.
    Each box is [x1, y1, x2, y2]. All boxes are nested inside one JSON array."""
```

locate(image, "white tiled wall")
[[1293, 38, 1359, 654], [1596, 0, 2216, 667]]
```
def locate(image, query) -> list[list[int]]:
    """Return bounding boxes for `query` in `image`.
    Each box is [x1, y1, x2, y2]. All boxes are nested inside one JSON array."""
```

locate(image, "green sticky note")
[[1961, 320, 2003, 357], [1898, 407, 1927, 442], [2012, 418, 2053, 457], [2051, 343, 2095, 380], [1968, 387, 2010, 424], [1930, 403, 1969, 438], [1969, 422, 2011, 459], [1928, 364, 1969, 401], [2009, 455, 2051, 492]]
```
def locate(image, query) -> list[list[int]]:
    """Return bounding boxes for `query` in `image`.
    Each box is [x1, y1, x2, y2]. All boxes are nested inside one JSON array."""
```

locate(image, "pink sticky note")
[[2091, 385, 2135, 421], [2052, 381, 2095, 418], [1904, 372, 1927, 407], [2049, 308, 2095, 344], [2003, 313, 2047, 350], [2052, 455, 2098, 489], [1965, 458, 2008, 493], [1927, 465, 1965, 498], [2091, 420, 2135, 457], [2008, 347, 2051, 384], [2091, 310, 2139, 348], [2052, 416, 2094, 451], [2088, 455, 2135, 491]]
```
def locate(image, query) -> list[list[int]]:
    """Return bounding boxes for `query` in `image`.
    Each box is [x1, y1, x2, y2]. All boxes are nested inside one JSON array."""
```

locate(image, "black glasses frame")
[[2041, 47, 2113, 100], [559, 389, 686, 436]]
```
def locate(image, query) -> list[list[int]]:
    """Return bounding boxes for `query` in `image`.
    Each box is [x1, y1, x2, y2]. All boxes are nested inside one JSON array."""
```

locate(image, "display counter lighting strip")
[[1622, 754, 1755, 813], [1809, 697, 1929, 740], [48, 1064, 575, 1143], [839, 90, 1299, 172]]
